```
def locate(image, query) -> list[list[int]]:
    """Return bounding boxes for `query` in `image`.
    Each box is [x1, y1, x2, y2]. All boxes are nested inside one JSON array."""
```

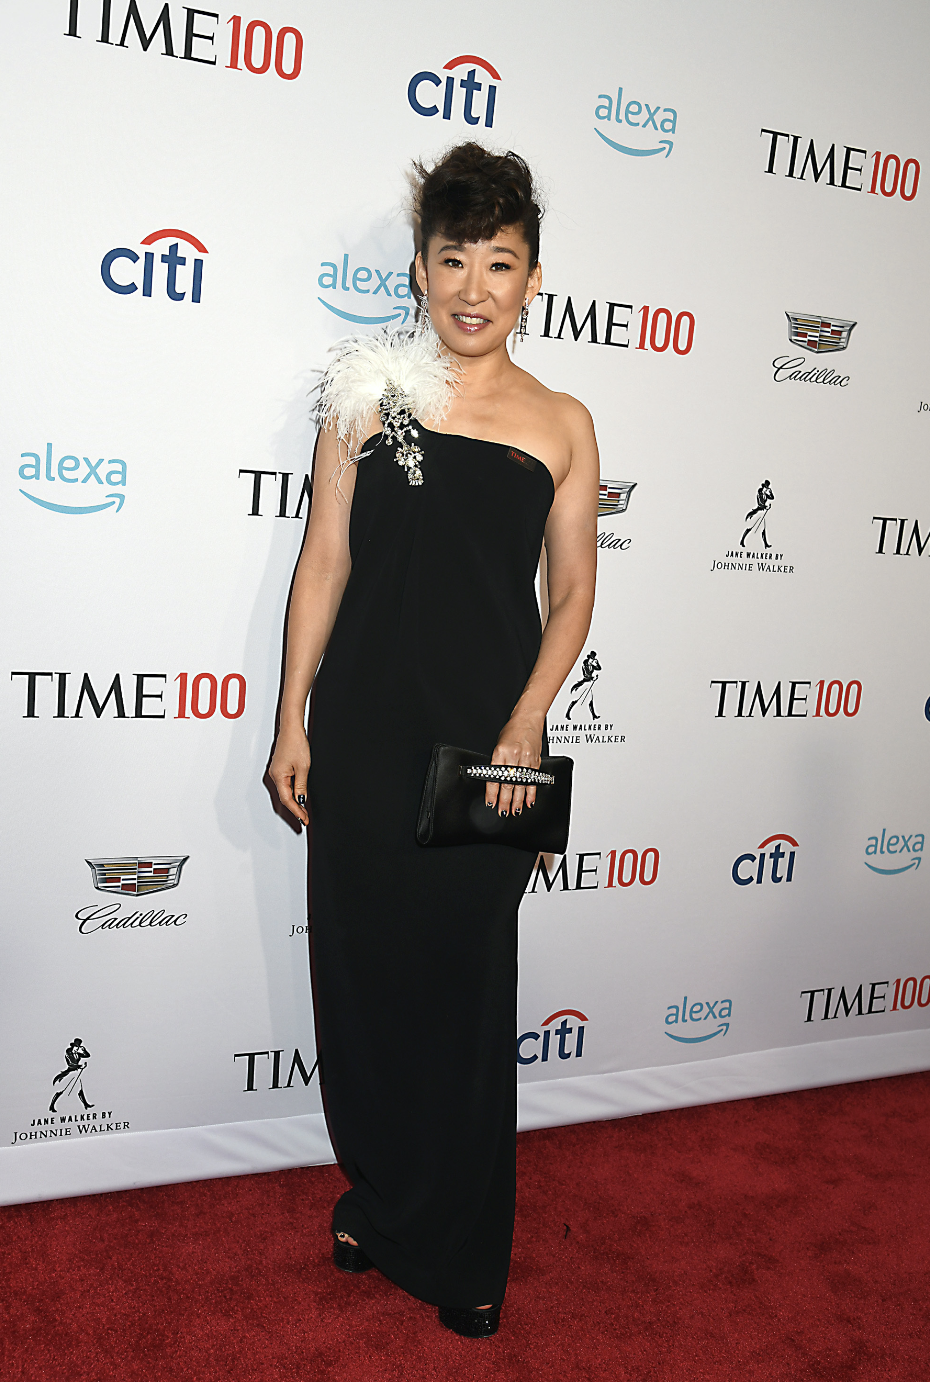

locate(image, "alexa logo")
[[864, 829, 924, 876], [18, 442, 127, 516], [732, 834, 798, 886], [593, 83, 678, 158], [408, 55, 499, 127], [517, 1009, 587, 1065], [665, 995, 732, 1044], [317, 253, 413, 327], [101, 228, 207, 302]]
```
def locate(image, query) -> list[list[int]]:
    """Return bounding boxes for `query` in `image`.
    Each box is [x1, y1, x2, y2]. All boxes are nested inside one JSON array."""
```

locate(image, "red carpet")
[[3, 1071, 929, 1381]]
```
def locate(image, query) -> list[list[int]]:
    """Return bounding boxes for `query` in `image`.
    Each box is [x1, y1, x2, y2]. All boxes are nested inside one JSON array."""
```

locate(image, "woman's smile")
[[451, 311, 492, 333]]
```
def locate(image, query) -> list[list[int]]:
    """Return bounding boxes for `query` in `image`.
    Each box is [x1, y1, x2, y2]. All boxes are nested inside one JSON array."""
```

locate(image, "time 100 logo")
[[65, 4, 303, 80]]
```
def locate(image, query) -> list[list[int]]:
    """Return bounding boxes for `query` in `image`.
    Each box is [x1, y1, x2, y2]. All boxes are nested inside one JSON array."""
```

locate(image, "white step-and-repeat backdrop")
[[3, 1, 929, 1204]]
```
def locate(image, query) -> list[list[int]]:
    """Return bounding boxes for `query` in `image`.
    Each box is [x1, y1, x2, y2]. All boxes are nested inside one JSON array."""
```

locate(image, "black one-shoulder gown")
[[308, 424, 553, 1308]]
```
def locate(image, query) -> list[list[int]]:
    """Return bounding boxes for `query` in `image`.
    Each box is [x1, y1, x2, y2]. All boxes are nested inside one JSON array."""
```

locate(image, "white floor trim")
[[516, 1027, 930, 1130], [3, 1029, 928, 1206], [0, 1111, 336, 1208]]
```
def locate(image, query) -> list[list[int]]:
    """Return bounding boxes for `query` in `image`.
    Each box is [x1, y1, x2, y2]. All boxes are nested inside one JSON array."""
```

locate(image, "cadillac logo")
[[599, 480, 637, 517], [785, 311, 857, 354], [85, 856, 189, 896]]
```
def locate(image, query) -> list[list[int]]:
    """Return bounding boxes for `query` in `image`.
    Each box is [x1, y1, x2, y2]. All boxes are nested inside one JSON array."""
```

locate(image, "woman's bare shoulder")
[[518, 371, 596, 441]]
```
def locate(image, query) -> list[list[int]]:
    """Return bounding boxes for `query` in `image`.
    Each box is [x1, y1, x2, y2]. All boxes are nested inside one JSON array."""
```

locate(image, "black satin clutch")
[[416, 744, 573, 854]]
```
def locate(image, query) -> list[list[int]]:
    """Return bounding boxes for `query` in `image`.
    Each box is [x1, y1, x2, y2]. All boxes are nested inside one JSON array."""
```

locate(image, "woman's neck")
[[443, 339, 518, 400]]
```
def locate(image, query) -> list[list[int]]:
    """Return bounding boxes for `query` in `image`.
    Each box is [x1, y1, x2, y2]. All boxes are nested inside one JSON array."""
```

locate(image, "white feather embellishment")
[[317, 326, 462, 453]]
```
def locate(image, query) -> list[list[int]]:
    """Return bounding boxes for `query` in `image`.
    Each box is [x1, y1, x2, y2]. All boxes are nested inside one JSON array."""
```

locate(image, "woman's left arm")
[[488, 399, 600, 815]]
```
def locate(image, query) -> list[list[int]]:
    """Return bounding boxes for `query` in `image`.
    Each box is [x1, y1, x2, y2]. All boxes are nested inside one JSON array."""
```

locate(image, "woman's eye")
[[442, 257, 463, 268], [490, 261, 512, 271]]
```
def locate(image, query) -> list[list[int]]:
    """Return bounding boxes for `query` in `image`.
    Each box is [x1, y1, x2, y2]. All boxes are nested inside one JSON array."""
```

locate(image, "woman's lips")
[[451, 313, 491, 334]]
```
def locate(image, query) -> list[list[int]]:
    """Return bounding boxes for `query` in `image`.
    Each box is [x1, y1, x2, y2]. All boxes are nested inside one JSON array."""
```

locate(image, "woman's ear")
[[526, 261, 542, 306], [414, 251, 428, 297]]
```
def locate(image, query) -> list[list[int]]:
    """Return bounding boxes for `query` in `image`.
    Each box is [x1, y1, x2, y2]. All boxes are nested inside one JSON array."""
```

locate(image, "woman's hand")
[[486, 714, 544, 817], [270, 726, 312, 827]]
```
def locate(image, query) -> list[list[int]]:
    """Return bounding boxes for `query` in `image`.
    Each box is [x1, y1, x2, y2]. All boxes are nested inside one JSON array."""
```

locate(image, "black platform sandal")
[[437, 1304, 501, 1338], [332, 1232, 374, 1274]]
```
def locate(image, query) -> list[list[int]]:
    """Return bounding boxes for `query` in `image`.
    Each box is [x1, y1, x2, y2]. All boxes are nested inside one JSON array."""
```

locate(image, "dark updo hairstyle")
[[414, 143, 543, 269]]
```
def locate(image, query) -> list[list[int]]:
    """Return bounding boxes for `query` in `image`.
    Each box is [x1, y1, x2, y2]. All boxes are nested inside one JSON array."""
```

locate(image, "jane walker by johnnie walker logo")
[[710, 479, 794, 577], [10, 1037, 130, 1145], [549, 650, 624, 748]]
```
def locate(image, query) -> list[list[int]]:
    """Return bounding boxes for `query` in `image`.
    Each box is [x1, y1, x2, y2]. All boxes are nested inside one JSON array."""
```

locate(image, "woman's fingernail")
[[515, 808, 522, 816]]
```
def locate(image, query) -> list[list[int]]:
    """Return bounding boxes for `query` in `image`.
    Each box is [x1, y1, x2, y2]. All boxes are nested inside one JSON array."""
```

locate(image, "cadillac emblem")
[[85, 856, 189, 896], [598, 480, 637, 517], [785, 311, 857, 354]]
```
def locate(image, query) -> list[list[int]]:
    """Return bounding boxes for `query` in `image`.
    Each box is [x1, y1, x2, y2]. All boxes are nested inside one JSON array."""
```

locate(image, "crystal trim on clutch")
[[462, 765, 556, 787], [379, 380, 424, 486]]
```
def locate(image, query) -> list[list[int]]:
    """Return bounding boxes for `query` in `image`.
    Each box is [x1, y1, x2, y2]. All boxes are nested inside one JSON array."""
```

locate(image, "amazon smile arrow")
[[318, 300, 410, 327], [594, 130, 674, 158], [665, 1022, 729, 1044], [864, 856, 921, 875]]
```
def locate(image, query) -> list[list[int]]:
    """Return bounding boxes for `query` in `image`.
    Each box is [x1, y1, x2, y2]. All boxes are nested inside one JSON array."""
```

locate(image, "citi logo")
[[864, 829, 924, 876], [407, 55, 499, 127], [517, 1009, 587, 1065], [732, 834, 798, 886], [594, 84, 678, 158], [664, 995, 732, 1044], [101, 228, 207, 301], [317, 253, 413, 327], [19, 442, 126, 516]]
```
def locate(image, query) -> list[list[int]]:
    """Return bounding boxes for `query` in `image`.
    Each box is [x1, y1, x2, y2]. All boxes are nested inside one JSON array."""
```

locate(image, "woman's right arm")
[[269, 423, 361, 825]]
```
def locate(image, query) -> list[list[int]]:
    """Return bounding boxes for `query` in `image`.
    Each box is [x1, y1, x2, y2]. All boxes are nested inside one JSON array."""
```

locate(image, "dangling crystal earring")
[[417, 290, 431, 336], [519, 299, 529, 342]]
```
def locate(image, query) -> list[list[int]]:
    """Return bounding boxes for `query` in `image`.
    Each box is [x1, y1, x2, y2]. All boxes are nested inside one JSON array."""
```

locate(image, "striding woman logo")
[[566, 651, 601, 721], [49, 1039, 94, 1113]]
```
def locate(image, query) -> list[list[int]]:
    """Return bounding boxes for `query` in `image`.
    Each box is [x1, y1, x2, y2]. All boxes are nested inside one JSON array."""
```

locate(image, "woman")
[[270, 143, 598, 1337]]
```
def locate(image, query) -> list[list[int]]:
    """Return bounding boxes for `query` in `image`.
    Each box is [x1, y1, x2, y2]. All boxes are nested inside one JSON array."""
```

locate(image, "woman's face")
[[415, 224, 542, 358]]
